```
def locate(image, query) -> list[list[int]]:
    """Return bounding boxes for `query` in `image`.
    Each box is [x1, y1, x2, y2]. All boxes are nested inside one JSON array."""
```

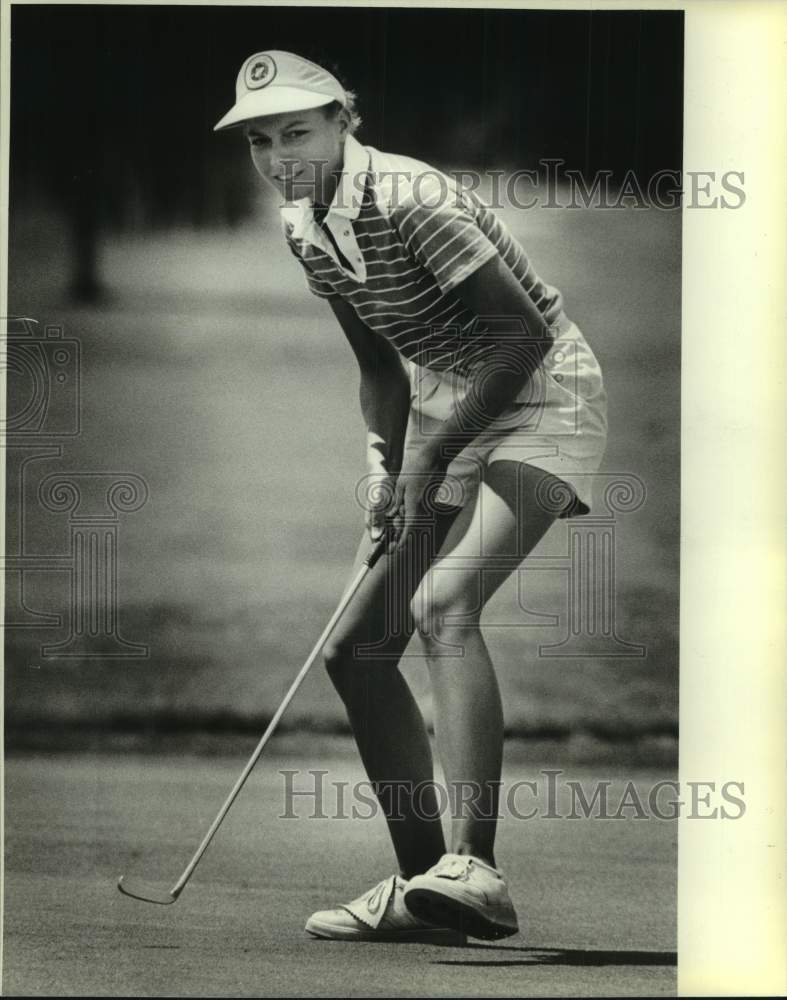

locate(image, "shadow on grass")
[[433, 945, 676, 967]]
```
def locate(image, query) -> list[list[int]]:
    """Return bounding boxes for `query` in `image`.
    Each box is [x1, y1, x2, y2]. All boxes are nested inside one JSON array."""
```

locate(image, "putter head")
[[117, 876, 179, 905]]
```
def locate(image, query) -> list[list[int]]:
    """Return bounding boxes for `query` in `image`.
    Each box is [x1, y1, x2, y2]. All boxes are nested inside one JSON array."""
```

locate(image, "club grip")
[[364, 535, 388, 570]]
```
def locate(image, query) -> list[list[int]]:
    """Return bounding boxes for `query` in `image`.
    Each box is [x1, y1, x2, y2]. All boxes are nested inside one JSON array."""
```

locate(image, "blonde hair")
[[324, 91, 362, 136]]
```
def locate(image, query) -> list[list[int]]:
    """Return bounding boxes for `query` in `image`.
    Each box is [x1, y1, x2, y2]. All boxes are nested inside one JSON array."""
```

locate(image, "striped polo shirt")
[[281, 133, 570, 376]]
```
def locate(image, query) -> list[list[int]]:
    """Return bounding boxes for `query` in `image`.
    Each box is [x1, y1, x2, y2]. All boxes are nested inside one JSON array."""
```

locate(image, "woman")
[[215, 49, 608, 943]]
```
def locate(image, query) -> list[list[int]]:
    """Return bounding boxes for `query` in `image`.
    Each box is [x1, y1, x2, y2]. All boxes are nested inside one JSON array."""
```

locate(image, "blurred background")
[[5, 5, 683, 762]]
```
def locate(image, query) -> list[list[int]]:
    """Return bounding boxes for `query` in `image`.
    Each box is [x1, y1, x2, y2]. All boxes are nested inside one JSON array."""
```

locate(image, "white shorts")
[[404, 320, 608, 517]]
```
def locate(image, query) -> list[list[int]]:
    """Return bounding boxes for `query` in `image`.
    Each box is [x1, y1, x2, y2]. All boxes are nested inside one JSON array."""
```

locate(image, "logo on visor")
[[245, 54, 277, 90]]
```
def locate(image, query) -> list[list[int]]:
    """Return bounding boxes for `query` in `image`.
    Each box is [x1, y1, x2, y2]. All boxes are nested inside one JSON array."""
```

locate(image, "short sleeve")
[[282, 225, 336, 300], [394, 178, 499, 294]]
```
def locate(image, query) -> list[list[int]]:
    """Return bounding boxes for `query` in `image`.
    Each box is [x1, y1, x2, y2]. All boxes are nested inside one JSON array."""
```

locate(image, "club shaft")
[[168, 547, 381, 898]]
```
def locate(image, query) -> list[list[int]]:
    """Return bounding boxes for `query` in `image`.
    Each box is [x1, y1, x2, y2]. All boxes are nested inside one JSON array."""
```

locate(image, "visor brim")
[[214, 88, 338, 131]]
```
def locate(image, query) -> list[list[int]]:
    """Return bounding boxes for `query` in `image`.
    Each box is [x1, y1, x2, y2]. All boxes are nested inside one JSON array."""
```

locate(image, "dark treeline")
[[11, 6, 683, 231]]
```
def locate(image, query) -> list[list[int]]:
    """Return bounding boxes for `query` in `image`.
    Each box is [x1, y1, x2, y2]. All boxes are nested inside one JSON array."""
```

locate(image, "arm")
[[328, 297, 411, 539], [392, 185, 553, 467], [417, 254, 554, 469], [389, 255, 554, 550], [329, 296, 411, 475]]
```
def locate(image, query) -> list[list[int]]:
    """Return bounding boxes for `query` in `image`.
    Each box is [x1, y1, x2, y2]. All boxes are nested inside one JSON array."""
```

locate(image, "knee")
[[322, 636, 354, 687], [410, 580, 481, 647], [323, 634, 393, 690], [323, 636, 407, 707]]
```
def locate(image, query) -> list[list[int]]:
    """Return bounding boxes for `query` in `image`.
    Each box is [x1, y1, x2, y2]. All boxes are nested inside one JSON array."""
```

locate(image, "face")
[[243, 106, 349, 205]]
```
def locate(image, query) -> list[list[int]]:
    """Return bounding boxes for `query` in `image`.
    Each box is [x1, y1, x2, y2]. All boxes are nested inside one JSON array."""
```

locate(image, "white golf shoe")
[[403, 853, 520, 940], [305, 873, 467, 944]]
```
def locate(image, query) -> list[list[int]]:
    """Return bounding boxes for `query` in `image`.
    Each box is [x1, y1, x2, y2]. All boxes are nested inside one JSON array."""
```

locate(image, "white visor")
[[214, 50, 346, 132]]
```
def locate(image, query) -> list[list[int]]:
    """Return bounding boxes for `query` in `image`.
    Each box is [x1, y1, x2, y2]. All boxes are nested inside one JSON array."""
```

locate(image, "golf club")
[[118, 535, 388, 905]]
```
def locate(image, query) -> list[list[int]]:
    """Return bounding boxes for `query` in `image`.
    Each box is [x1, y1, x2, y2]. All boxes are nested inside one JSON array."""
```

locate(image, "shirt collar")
[[283, 133, 370, 240]]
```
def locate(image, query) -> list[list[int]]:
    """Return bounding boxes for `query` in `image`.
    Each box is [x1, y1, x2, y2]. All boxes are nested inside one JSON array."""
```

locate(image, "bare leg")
[[425, 629, 504, 867], [412, 462, 561, 867], [323, 501, 477, 878]]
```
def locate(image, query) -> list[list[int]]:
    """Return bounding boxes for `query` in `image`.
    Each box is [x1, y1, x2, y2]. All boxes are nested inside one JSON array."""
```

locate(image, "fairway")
[[4, 752, 676, 997]]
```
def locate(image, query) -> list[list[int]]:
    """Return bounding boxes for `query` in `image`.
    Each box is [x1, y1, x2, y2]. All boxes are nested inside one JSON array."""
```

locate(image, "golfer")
[[215, 50, 608, 943]]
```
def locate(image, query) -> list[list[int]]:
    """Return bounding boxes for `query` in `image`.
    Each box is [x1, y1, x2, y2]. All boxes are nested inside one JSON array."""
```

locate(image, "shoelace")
[[430, 854, 503, 880], [431, 856, 474, 879]]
